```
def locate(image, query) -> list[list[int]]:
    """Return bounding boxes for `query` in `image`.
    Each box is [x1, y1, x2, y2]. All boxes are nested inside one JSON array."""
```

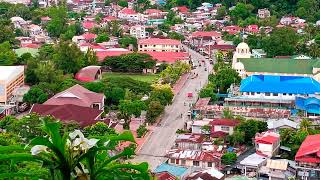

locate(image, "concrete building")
[[138, 38, 181, 52], [251, 49, 266, 58], [257, 8, 270, 19], [0, 66, 24, 105], [255, 131, 280, 158], [210, 118, 240, 138], [130, 25, 149, 39]]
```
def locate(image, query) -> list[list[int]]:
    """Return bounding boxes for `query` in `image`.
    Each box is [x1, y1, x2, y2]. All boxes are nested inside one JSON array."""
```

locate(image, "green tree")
[[0, 24, 16, 44], [82, 48, 98, 66], [168, 31, 185, 40], [222, 109, 234, 119], [149, 84, 174, 106], [84, 81, 106, 93], [235, 119, 268, 144], [118, 0, 128, 7], [95, 33, 110, 43], [199, 83, 217, 101], [137, 125, 148, 138], [0, 41, 17, 65], [221, 152, 237, 165], [105, 87, 126, 105], [262, 27, 299, 57], [230, 3, 254, 24], [228, 130, 245, 146], [34, 61, 64, 83], [210, 65, 241, 93], [53, 41, 84, 74], [118, 100, 146, 129], [146, 101, 165, 124], [46, 6, 68, 38], [83, 121, 117, 136], [119, 35, 137, 49], [216, 6, 227, 19], [23, 87, 48, 104]]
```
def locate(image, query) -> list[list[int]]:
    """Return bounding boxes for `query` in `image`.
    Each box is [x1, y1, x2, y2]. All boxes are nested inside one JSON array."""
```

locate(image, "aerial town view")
[[0, 0, 320, 179]]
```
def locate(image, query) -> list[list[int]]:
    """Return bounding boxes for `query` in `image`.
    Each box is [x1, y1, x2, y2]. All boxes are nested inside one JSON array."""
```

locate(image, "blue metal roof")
[[154, 163, 188, 177], [296, 97, 320, 114], [240, 75, 320, 94]]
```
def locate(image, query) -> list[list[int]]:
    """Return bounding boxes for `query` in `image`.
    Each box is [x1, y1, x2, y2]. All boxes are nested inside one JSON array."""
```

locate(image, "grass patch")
[[103, 72, 159, 83]]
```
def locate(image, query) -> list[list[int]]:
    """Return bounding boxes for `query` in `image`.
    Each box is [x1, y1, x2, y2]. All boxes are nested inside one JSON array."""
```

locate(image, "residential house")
[[257, 8, 270, 19], [166, 149, 221, 169], [246, 25, 259, 34], [0, 66, 24, 105], [295, 134, 320, 179], [10, 16, 27, 29], [130, 25, 149, 39], [28, 24, 43, 37], [251, 49, 266, 58], [222, 25, 241, 35], [239, 153, 268, 176], [190, 31, 222, 50], [82, 21, 96, 31], [154, 171, 176, 180], [154, 163, 189, 180], [44, 84, 105, 110], [186, 168, 224, 180], [255, 131, 280, 157], [30, 104, 104, 127], [96, 48, 131, 62], [210, 119, 240, 138], [267, 119, 298, 132], [258, 159, 296, 179], [143, 51, 189, 65], [138, 38, 181, 52], [174, 133, 205, 150], [191, 119, 212, 134], [118, 8, 140, 21], [75, 66, 102, 82], [144, 9, 166, 20]]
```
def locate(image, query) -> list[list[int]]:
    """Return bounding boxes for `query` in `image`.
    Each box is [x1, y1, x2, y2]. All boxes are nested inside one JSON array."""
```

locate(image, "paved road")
[[132, 46, 213, 170]]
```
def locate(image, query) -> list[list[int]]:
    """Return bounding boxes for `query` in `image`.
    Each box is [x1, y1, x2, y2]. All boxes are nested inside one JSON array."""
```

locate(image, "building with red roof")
[[190, 31, 222, 49], [175, 133, 205, 150], [30, 104, 103, 127], [96, 48, 131, 62], [255, 131, 280, 157], [210, 119, 240, 138], [155, 172, 176, 180], [118, 8, 140, 21], [143, 51, 189, 64], [138, 38, 182, 52], [295, 134, 320, 179], [222, 25, 241, 35], [166, 149, 221, 169], [82, 33, 97, 41], [44, 84, 105, 110], [75, 66, 102, 82], [82, 21, 96, 31], [246, 25, 259, 33], [172, 6, 189, 13]]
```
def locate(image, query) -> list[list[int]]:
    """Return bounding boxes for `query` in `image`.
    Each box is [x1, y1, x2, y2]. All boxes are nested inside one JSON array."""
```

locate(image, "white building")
[[251, 49, 266, 58], [191, 119, 211, 134], [257, 8, 270, 19], [138, 38, 182, 52], [232, 42, 251, 77], [130, 25, 149, 39], [255, 131, 280, 158]]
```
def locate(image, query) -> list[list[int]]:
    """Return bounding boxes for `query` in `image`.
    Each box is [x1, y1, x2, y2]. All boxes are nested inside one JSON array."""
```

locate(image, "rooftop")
[[138, 38, 181, 45], [154, 163, 188, 177], [295, 134, 320, 163], [166, 149, 220, 162], [0, 66, 24, 82], [255, 131, 280, 144], [267, 119, 298, 130], [240, 75, 320, 94], [210, 118, 240, 126], [239, 58, 320, 74], [75, 66, 101, 82], [240, 153, 267, 167]]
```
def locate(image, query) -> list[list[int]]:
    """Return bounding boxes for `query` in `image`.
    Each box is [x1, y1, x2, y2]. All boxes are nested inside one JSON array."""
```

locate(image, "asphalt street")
[[132, 46, 213, 170]]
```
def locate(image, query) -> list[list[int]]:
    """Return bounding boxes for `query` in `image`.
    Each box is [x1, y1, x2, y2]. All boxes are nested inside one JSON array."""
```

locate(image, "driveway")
[[131, 46, 213, 170]]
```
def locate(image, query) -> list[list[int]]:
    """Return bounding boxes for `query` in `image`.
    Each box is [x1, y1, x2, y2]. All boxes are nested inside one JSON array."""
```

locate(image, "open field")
[[103, 72, 159, 83]]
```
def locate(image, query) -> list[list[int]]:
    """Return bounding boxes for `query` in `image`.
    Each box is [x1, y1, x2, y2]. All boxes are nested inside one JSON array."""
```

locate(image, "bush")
[[221, 152, 237, 165], [137, 125, 148, 138]]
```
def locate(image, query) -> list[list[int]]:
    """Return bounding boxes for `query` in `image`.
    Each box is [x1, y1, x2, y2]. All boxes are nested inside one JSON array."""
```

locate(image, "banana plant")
[[0, 116, 150, 180]]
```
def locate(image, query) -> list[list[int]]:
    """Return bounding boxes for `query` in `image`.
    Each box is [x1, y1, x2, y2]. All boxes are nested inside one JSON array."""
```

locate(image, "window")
[[208, 162, 212, 167], [140, 45, 143, 48], [250, 92, 254, 95], [273, 93, 278, 96], [289, 93, 292, 96], [283, 93, 287, 96], [170, 159, 175, 163], [144, 45, 147, 47], [193, 161, 200, 166], [221, 126, 230, 131], [265, 93, 271, 96], [181, 160, 186, 165], [257, 92, 260, 94]]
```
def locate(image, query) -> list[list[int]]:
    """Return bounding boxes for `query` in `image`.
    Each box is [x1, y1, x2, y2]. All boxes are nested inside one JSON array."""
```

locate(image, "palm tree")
[[0, 116, 150, 179], [300, 118, 311, 134]]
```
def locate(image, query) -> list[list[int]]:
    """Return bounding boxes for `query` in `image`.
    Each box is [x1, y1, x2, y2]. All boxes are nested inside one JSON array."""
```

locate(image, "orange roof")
[[191, 31, 222, 38], [138, 38, 181, 45]]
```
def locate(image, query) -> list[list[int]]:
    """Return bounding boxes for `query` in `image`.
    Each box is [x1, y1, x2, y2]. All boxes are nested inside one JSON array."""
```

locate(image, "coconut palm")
[[300, 118, 311, 134], [0, 116, 150, 180]]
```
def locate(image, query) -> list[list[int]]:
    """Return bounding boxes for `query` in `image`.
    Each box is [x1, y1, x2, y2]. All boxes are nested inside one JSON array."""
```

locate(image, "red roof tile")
[[166, 149, 220, 162], [142, 51, 188, 63], [176, 6, 189, 13], [30, 104, 103, 127], [155, 172, 176, 180], [255, 131, 280, 145], [191, 31, 222, 38], [211, 131, 228, 138], [210, 119, 240, 126], [120, 8, 137, 15], [295, 134, 320, 163], [82, 21, 96, 29], [20, 43, 41, 49], [82, 33, 97, 40], [96, 49, 131, 62], [138, 38, 181, 45], [145, 9, 162, 14]]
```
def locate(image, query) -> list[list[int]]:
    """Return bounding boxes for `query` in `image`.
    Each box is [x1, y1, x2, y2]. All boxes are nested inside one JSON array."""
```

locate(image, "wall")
[[214, 125, 234, 135], [138, 44, 181, 52]]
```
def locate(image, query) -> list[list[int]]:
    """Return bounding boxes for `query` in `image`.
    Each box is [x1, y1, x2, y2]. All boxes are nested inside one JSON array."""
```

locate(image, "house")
[[154, 163, 188, 179], [295, 134, 320, 179], [28, 24, 43, 37], [190, 31, 222, 49], [44, 84, 105, 110], [251, 49, 266, 58], [30, 104, 104, 127], [191, 119, 212, 134], [296, 96, 320, 116], [210, 119, 240, 138], [239, 153, 268, 176], [186, 168, 224, 180], [130, 25, 149, 39], [267, 119, 298, 132], [118, 8, 140, 21], [166, 149, 221, 169], [10, 16, 27, 29], [96, 48, 131, 62], [143, 51, 189, 65], [138, 38, 181, 52], [246, 25, 259, 34], [258, 159, 296, 179], [144, 9, 165, 19], [154, 171, 176, 180], [16, 37, 32, 44], [222, 25, 241, 35], [82, 21, 96, 31], [75, 66, 102, 82], [0, 66, 24, 105], [174, 133, 205, 150], [257, 8, 270, 19], [255, 131, 280, 157]]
